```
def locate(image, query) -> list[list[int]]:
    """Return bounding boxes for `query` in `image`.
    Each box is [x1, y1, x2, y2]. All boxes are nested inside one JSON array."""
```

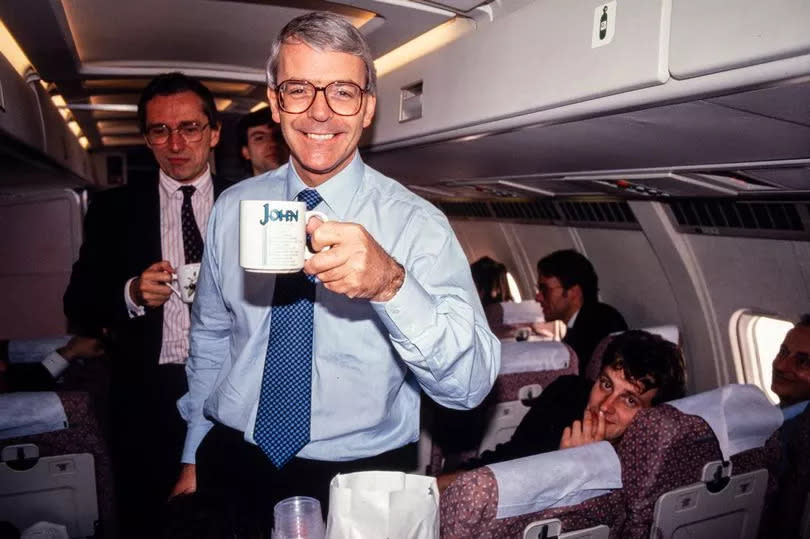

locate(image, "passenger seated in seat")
[[470, 256, 513, 336], [438, 330, 686, 491], [532, 249, 627, 370], [0, 336, 104, 393], [770, 313, 810, 409]]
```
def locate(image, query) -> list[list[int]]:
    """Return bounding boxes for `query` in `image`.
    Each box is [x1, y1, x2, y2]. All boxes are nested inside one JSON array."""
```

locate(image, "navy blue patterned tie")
[[180, 186, 204, 264], [254, 188, 322, 468]]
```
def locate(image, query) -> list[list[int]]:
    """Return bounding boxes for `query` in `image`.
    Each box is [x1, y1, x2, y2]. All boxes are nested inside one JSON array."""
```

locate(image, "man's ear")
[[241, 146, 250, 161], [267, 88, 281, 124]]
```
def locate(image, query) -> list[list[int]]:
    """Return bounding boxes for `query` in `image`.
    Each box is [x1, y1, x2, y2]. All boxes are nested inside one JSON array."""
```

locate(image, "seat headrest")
[[488, 441, 622, 519], [0, 392, 68, 440], [499, 341, 574, 375], [499, 300, 544, 326], [668, 384, 783, 460]]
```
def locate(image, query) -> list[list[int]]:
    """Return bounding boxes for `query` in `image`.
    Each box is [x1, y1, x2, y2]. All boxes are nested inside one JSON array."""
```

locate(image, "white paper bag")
[[325, 471, 439, 539]]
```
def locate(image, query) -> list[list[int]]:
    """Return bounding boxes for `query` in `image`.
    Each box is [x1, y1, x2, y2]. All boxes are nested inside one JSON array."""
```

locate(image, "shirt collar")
[[158, 165, 213, 198], [284, 151, 364, 218], [567, 308, 580, 329]]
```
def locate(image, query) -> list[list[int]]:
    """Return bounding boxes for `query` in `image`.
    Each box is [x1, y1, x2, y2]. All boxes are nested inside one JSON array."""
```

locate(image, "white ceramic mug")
[[239, 200, 328, 273], [167, 262, 201, 303]]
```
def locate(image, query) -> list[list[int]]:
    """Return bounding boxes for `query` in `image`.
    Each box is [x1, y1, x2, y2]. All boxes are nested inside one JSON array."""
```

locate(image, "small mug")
[[240, 200, 328, 273], [166, 262, 201, 303]]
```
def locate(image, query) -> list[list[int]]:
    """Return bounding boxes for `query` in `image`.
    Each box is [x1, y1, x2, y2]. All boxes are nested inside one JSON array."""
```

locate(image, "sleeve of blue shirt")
[[371, 207, 501, 410], [178, 201, 230, 464]]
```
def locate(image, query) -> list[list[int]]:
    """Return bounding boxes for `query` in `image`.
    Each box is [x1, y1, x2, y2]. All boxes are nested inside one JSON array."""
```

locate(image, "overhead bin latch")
[[399, 81, 423, 123]]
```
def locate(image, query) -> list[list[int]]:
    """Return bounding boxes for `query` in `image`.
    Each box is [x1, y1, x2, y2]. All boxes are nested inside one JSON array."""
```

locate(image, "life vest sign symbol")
[[592, 1, 617, 48]]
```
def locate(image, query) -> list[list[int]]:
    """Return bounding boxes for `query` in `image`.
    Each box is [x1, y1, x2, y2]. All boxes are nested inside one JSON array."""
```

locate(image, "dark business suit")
[[63, 174, 230, 536], [564, 301, 627, 372]]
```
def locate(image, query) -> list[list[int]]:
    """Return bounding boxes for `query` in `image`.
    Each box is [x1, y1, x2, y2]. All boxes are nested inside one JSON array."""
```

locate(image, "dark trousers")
[[196, 423, 417, 527], [110, 363, 188, 539]]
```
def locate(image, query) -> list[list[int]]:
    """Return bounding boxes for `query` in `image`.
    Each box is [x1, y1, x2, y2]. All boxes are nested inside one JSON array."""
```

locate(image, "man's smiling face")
[[267, 41, 376, 187]]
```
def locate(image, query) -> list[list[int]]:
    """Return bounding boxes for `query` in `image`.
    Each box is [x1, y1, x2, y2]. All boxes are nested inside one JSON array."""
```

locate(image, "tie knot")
[[297, 189, 322, 211], [180, 185, 196, 200]]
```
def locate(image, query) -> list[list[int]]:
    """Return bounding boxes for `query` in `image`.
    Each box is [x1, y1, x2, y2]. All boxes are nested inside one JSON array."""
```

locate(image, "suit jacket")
[[564, 301, 628, 373], [63, 174, 231, 385]]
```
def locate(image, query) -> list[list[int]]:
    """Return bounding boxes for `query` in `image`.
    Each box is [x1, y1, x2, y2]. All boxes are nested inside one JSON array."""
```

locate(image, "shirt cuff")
[[40, 351, 70, 378], [182, 422, 213, 464], [124, 277, 146, 318], [371, 270, 435, 342]]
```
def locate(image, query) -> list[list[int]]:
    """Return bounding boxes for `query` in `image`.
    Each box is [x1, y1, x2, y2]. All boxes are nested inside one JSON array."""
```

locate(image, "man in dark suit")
[[63, 72, 229, 537], [534, 249, 627, 371]]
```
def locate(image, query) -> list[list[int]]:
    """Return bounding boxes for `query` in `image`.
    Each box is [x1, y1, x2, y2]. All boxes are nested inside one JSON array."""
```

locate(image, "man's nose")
[[308, 90, 332, 121], [168, 131, 186, 151], [599, 394, 617, 414]]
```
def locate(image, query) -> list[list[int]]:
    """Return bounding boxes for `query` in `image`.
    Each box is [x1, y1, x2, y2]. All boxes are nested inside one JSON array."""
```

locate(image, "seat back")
[[616, 386, 782, 539], [651, 463, 768, 539], [426, 341, 578, 473], [584, 325, 680, 382], [0, 391, 114, 537], [441, 443, 624, 539], [523, 519, 610, 539], [0, 445, 98, 537], [479, 341, 578, 455]]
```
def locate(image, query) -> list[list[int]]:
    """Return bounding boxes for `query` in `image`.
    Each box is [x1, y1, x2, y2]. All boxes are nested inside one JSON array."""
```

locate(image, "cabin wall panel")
[[0, 190, 82, 339], [686, 236, 810, 331], [575, 228, 681, 328]]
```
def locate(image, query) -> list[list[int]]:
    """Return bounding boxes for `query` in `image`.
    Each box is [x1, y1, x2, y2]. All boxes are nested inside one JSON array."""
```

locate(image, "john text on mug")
[[240, 199, 328, 273]]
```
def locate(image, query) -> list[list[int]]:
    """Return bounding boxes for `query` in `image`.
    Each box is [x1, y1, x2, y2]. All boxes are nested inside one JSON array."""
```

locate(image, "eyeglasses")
[[145, 122, 210, 145], [536, 283, 564, 297], [276, 79, 366, 116]]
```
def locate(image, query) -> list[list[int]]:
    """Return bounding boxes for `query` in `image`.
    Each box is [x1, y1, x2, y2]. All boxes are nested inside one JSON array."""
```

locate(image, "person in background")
[[438, 330, 686, 491], [533, 249, 627, 371], [0, 336, 104, 393], [470, 256, 514, 336], [63, 72, 232, 537], [771, 314, 810, 410], [237, 108, 288, 177]]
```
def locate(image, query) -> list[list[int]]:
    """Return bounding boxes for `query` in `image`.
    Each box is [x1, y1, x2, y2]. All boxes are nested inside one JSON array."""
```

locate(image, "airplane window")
[[732, 311, 793, 404], [505, 271, 522, 302]]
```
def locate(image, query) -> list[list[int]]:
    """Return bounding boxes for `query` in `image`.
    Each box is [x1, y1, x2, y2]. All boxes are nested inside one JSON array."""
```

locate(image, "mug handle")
[[304, 210, 329, 260], [166, 273, 182, 298]]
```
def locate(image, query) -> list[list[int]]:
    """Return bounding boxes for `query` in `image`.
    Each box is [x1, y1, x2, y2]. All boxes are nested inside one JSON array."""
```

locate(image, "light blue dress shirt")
[[179, 153, 500, 463]]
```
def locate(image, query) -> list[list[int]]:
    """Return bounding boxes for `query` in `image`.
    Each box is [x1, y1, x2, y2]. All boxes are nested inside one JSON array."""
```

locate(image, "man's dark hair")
[[797, 313, 810, 327], [537, 249, 599, 303], [600, 329, 687, 406], [237, 108, 277, 149], [137, 72, 218, 134]]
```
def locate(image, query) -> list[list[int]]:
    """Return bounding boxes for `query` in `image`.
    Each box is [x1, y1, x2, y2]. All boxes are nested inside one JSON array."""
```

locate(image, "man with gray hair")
[[173, 11, 499, 515]]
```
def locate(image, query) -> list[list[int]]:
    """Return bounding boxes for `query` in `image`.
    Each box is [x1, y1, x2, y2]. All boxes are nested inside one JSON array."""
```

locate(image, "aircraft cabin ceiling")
[[0, 0, 808, 197], [0, 0, 465, 149]]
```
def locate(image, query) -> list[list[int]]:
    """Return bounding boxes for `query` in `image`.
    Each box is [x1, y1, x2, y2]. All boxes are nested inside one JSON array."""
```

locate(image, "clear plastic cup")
[[273, 496, 325, 539]]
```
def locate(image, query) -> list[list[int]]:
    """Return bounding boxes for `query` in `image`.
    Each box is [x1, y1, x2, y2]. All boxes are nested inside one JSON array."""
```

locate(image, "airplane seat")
[[616, 385, 782, 539], [584, 325, 681, 381], [0, 391, 115, 537], [769, 401, 810, 538], [426, 341, 578, 474], [440, 442, 624, 538]]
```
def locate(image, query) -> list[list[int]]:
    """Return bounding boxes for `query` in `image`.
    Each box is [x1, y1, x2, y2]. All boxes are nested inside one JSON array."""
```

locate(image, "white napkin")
[[669, 384, 783, 460], [489, 441, 622, 519], [21, 522, 69, 539], [0, 392, 68, 440], [499, 341, 571, 375], [501, 300, 544, 326]]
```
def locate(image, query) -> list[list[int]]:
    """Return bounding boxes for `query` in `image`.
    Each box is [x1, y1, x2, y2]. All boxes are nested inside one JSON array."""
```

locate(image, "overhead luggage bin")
[[372, 0, 671, 146], [670, 0, 810, 79]]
